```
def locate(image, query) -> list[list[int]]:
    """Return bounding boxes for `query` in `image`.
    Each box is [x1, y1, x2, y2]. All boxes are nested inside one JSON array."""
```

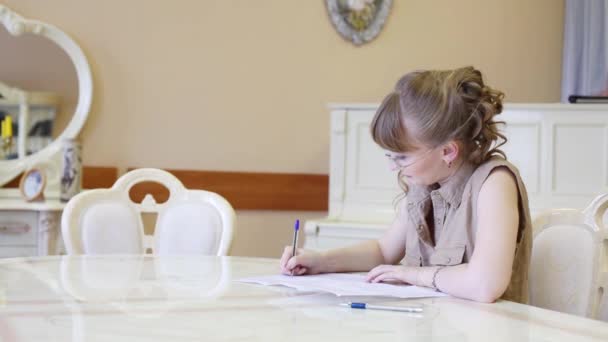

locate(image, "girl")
[[280, 66, 532, 303]]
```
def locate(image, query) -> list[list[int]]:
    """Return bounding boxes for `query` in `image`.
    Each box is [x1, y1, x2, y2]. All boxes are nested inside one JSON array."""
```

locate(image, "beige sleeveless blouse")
[[402, 157, 532, 303]]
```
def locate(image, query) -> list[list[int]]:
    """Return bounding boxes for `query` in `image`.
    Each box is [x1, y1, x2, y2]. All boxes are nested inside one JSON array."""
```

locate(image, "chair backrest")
[[529, 193, 608, 318], [585, 193, 608, 322], [61, 168, 236, 256]]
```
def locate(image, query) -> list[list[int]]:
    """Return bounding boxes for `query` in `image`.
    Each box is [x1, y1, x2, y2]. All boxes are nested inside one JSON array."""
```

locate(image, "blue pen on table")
[[340, 302, 423, 313]]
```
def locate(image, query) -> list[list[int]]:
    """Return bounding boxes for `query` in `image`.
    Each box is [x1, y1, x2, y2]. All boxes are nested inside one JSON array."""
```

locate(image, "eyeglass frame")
[[384, 147, 437, 168]]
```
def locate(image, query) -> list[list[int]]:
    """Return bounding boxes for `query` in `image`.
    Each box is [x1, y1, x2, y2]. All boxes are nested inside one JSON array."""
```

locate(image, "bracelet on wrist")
[[431, 266, 446, 291]]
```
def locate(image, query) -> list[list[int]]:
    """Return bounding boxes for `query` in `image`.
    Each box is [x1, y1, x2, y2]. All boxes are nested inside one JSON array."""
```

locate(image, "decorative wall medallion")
[[326, 0, 393, 45]]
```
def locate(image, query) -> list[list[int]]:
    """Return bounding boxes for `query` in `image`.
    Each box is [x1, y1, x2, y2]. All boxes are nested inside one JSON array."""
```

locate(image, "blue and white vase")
[[60, 138, 82, 202]]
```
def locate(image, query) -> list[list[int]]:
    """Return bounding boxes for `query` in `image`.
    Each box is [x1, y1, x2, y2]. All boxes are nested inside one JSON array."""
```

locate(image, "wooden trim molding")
[[127, 169, 329, 211], [82, 166, 119, 189], [2, 166, 118, 189]]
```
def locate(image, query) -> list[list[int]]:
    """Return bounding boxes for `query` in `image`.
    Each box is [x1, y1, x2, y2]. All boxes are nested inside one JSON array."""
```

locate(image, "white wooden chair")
[[61, 168, 236, 256], [590, 193, 608, 321], [529, 193, 608, 319]]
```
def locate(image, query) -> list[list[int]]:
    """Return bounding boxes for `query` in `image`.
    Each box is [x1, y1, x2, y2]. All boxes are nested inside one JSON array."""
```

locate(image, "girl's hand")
[[279, 246, 324, 276], [366, 264, 415, 284]]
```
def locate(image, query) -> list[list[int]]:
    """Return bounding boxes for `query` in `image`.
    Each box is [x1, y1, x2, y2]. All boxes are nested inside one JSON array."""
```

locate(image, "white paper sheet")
[[238, 273, 447, 298]]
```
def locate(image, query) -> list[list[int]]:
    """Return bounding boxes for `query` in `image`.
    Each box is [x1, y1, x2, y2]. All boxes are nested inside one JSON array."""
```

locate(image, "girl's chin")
[[404, 176, 418, 183], [405, 177, 428, 186]]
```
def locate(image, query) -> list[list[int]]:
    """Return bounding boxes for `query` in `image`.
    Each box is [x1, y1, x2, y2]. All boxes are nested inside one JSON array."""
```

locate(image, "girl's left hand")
[[366, 264, 415, 284]]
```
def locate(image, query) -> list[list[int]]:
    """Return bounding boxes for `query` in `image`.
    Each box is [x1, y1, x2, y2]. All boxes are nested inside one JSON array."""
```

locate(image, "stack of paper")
[[238, 273, 446, 298]]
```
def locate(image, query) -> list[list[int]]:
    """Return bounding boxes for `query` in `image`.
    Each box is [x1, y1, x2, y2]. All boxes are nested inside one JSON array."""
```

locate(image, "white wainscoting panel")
[[553, 124, 606, 195]]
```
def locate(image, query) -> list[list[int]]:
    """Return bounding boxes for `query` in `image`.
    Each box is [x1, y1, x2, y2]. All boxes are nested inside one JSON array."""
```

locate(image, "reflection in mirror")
[[0, 82, 59, 159], [0, 22, 78, 160]]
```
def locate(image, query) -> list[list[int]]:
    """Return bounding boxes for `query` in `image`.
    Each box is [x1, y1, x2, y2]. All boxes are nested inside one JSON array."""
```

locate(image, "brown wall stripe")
[[3, 166, 327, 211], [2, 166, 119, 189], [127, 168, 329, 211], [2, 174, 21, 188], [82, 167, 119, 189]]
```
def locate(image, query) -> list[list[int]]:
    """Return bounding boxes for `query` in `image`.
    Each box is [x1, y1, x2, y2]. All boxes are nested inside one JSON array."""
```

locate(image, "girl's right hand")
[[279, 246, 324, 276]]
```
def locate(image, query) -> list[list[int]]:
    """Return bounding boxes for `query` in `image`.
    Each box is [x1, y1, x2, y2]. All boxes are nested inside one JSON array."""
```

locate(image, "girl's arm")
[[322, 209, 410, 273], [281, 202, 409, 275], [367, 167, 520, 303]]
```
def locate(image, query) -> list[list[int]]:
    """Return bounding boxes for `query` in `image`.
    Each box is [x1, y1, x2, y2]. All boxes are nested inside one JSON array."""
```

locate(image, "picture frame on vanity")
[[19, 167, 46, 202]]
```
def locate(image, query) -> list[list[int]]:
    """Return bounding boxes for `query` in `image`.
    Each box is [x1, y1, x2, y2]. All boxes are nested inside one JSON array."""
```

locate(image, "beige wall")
[[2, 0, 564, 257]]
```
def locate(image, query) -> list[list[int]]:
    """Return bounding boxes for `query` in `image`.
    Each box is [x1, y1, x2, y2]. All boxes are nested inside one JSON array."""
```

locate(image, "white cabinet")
[[304, 103, 608, 251], [0, 199, 64, 257]]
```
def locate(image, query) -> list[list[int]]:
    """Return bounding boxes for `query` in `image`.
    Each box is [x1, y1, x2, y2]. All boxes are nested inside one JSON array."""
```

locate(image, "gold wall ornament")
[[326, 0, 393, 46]]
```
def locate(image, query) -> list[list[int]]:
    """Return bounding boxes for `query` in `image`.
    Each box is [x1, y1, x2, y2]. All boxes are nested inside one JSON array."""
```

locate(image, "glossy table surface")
[[1, 255, 608, 341]]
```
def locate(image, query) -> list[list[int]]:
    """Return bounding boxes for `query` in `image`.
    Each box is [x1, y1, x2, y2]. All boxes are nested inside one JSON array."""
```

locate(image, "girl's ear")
[[442, 141, 460, 164]]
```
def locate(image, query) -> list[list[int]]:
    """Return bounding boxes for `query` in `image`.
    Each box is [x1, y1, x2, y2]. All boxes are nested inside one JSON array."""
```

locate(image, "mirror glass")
[[0, 5, 91, 192], [0, 22, 78, 159]]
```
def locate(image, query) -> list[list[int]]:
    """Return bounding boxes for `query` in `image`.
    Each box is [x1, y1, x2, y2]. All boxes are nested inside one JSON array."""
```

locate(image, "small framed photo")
[[19, 167, 46, 202]]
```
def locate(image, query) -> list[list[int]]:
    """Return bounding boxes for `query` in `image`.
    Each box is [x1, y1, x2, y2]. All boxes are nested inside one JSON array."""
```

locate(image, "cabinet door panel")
[[0, 211, 38, 246]]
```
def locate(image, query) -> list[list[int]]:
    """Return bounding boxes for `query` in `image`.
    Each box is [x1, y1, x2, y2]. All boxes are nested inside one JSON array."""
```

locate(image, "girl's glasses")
[[385, 148, 435, 168]]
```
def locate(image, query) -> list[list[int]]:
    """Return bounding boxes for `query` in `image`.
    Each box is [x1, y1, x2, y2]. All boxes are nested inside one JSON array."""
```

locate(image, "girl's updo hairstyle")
[[371, 66, 507, 165]]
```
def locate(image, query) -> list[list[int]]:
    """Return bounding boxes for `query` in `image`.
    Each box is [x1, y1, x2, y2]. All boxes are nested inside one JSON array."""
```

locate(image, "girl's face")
[[385, 145, 451, 186]]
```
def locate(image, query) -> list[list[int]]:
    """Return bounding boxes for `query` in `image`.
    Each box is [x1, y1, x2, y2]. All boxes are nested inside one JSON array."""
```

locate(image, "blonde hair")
[[371, 66, 507, 193]]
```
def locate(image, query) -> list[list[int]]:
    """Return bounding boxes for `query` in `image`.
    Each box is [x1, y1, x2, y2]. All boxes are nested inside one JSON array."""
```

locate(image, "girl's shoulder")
[[471, 156, 522, 183], [467, 156, 528, 199]]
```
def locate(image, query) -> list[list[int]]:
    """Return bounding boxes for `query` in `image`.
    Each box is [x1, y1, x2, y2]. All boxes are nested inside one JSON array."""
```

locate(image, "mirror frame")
[[0, 5, 92, 195]]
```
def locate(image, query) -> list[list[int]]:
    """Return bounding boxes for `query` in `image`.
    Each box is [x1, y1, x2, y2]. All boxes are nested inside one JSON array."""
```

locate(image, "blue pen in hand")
[[290, 219, 300, 275]]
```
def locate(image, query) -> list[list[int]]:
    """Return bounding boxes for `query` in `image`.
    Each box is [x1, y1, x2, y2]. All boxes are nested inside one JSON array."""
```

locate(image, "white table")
[[1, 255, 608, 341]]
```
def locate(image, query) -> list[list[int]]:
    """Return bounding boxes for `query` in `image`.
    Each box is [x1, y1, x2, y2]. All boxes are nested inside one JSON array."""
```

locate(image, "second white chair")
[[529, 193, 608, 319], [61, 168, 235, 256]]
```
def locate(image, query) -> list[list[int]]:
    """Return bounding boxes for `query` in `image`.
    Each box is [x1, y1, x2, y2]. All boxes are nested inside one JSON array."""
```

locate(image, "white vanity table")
[[0, 200, 64, 257], [0, 5, 92, 258], [305, 103, 608, 250]]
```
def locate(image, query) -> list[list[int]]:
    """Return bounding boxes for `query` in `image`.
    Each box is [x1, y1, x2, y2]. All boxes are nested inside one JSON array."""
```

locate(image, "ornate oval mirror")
[[0, 5, 91, 198]]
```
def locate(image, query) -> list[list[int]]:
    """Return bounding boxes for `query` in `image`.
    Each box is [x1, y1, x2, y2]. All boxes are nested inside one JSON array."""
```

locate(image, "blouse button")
[[418, 225, 423, 231]]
